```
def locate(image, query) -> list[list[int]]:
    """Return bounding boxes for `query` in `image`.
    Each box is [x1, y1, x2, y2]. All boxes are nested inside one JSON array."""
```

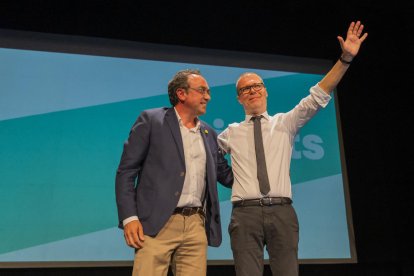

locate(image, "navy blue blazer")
[[115, 107, 233, 247]]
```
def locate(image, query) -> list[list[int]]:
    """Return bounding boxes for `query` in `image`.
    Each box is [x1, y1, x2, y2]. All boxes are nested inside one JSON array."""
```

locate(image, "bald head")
[[236, 72, 263, 93], [236, 72, 268, 116]]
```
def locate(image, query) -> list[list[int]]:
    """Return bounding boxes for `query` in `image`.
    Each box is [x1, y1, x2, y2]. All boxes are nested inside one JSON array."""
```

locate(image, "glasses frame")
[[187, 86, 211, 96], [238, 82, 265, 96]]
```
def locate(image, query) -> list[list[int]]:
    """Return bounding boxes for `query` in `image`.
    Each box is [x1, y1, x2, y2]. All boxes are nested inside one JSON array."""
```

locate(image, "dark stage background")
[[1, 1, 413, 275]]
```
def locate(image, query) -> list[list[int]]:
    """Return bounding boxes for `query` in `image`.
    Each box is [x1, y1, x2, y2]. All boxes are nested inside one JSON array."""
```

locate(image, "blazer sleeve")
[[115, 111, 151, 227], [209, 128, 233, 188], [216, 147, 233, 188]]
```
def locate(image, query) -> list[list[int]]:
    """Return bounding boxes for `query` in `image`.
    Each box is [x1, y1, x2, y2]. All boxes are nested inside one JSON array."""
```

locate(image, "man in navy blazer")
[[115, 69, 233, 276]]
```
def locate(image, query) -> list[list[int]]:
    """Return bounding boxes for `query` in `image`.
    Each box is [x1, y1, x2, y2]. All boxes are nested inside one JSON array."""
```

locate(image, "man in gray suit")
[[115, 69, 233, 276]]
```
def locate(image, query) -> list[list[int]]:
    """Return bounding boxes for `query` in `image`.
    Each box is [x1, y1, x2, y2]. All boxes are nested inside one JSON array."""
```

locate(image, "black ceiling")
[[1, 1, 412, 58]]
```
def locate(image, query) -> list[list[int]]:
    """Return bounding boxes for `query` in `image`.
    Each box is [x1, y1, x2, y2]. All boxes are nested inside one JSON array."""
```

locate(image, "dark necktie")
[[252, 116, 271, 195]]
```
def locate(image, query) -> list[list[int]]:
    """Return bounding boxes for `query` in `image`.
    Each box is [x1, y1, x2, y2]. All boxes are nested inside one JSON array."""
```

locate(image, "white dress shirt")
[[218, 83, 331, 201], [175, 109, 207, 208]]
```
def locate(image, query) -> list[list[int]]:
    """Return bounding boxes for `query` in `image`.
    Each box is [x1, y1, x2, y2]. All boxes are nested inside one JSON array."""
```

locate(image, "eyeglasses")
[[238, 83, 265, 96], [188, 87, 211, 96]]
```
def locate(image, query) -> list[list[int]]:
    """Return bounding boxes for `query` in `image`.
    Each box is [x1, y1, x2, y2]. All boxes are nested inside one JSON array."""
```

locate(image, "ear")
[[237, 95, 243, 105], [176, 88, 187, 101]]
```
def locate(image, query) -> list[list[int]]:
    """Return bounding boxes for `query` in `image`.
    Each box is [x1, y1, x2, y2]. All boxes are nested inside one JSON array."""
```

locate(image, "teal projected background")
[[0, 45, 353, 265]]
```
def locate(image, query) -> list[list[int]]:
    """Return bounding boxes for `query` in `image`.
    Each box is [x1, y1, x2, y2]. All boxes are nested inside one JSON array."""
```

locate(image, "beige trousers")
[[132, 213, 207, 276]]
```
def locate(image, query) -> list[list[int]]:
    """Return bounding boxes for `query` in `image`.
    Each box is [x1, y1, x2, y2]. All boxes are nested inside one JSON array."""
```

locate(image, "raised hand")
[[337, 21, 368, 61]]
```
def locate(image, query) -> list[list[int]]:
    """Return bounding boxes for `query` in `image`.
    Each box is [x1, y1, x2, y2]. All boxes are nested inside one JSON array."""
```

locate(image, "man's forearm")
[[318, 58, 350, 94]]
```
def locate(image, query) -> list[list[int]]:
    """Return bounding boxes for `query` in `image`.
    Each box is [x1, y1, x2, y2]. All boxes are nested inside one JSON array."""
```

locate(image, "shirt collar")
[[244, 111, 270, 123], [174, 107, 201, 130]]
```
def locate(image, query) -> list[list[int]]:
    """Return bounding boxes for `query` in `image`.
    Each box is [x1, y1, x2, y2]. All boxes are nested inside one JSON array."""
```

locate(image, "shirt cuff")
[[310, 83, 331, 108], [123, 216, 139, 227]]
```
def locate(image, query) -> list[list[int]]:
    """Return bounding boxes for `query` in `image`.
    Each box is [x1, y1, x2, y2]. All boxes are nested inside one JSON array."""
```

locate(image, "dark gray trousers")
[[228, 204, 299, 276]]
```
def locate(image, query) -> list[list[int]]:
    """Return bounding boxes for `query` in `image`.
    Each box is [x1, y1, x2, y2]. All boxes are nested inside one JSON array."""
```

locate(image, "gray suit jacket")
[[115, 107, 233, 247]]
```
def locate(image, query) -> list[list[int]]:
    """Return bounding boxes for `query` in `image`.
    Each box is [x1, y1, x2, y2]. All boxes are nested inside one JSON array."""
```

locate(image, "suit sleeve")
[[216, 147, 233, 188], [215, 128, 233, 188], [115, 111, 151, 228]]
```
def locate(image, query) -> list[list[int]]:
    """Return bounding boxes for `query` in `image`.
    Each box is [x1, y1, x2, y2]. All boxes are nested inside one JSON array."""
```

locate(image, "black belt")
[[173, 207, 205, 217], [233, 197, 292, 207]]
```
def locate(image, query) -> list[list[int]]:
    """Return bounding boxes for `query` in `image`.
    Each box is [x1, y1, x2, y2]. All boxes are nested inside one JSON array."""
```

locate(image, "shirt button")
[[175, 191, 180, 196], [180, 172, 185, 177]]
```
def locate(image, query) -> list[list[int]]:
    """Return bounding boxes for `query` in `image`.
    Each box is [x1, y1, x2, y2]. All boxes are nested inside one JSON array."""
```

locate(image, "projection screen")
[[0, 28, 357, 267]]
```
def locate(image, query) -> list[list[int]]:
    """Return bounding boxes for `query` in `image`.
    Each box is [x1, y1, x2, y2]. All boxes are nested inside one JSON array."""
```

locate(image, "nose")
[[204, 92, 211, 101], [248, 90, 258, 95]]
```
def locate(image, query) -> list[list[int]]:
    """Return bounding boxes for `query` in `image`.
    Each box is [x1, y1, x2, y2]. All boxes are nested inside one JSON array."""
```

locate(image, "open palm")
[[338, 21, 368, 58]]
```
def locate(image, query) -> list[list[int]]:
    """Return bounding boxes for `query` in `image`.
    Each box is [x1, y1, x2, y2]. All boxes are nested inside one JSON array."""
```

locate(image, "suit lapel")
[[165, 108, 185, 165]]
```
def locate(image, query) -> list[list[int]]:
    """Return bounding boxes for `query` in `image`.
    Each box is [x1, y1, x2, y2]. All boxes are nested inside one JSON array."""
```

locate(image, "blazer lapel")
[[165, 108, 185, 165]]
